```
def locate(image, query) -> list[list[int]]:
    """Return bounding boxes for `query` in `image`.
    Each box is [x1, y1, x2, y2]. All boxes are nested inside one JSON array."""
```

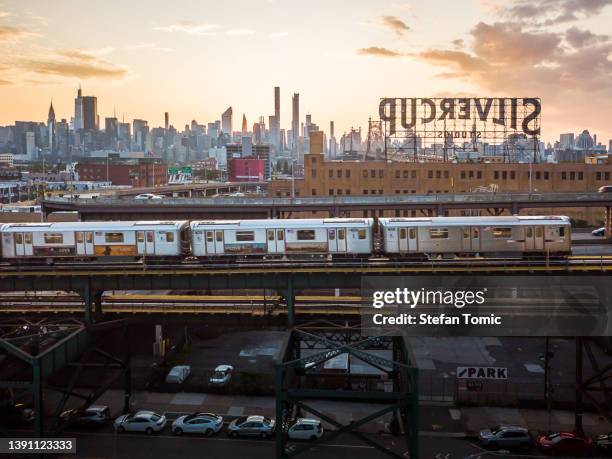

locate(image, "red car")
[[538, 432, 595, 456]]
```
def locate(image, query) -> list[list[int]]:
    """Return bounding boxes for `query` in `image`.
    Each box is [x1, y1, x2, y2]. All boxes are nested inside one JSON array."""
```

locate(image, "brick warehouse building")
[[76, 160, 168, 187], [269, 148, 612, 226]]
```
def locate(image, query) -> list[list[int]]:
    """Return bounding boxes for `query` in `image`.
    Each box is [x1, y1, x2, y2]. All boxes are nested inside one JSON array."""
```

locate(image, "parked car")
[[599, 186, 612, 192], [478, 425, 531, 450], [592, 227, 606, 236], [0, 403, 34, 426], [538, 432, 595, 456], [288, 418, 323, 441], [60, 405, 110, 427], [114, 411, 167, 434], [227, 415, 275, 438], [596, 432, 612, 452], [134, 193, 164, 200], [209, 365, 233, 386], [172, 412, 224, 436], [166, 365, 191, 384]]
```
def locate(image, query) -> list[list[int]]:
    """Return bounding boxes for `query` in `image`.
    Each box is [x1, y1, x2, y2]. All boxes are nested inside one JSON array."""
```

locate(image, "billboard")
[[378, 97, 541, 162]]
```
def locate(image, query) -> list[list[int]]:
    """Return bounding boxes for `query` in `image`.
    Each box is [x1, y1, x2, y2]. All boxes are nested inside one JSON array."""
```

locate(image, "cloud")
[[20, 49, 128, 80], [502, 0, 612, 25], [0, 11, 10, 18], [565, 26, 609, 48], [0, 25, 35, 42], [225, 29, 255, 36], [153, 21, 219, 35], [381, 15, 410, 36], [269, 32, 288, 39], [0, 78, 11, 85], [417, 49, 489, 73], [452, 39, 464, 49], [357, 46, 404, 57]]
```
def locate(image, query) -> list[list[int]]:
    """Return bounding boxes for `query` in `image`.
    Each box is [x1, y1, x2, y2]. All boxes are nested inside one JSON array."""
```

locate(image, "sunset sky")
[[0, 0, 611, 144]]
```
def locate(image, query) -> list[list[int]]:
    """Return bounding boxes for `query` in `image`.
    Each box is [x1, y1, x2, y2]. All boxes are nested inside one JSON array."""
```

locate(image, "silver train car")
[[0, 221, 190, 261], [379, 216, 571, 258], [190, 218, 374, 258]]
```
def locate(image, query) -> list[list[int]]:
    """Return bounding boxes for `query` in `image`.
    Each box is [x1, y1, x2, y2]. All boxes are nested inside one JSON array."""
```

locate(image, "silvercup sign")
[[379, 97, 541, 137]]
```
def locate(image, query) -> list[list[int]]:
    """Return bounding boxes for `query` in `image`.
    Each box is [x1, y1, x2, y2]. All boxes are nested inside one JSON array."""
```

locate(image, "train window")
[[76, 232, 83, 243], [86, 232, 93, 243], [105, 232, 124, 243], [137, 232, 144, 243], [409, 228, 416, 239], [358, 229, 366, 240], [493, 227, 512, 238], [462, 228, 469, 239], [44, 233, 63, 244], [166, 232, 174, 242], [216, 231, 223, 242], [277, 230, 284, 241], [399, 228, 407, 239], [297, 230, 316, 241], [536, 227, 543, 238], [429, 228, 448, 239], [15, 233, 23, 244], [472, 228, 479, 238], [236, 231, 255, 242], [559, 227, 565, 237], [206, 231, 214, 242], [338, 229, 345, 240], [24, 233, 32, 244], [147, 231, 154, 243], [526, 227, 533, 238], [267, 230, 275, 241], [328, 229, 335, 240]]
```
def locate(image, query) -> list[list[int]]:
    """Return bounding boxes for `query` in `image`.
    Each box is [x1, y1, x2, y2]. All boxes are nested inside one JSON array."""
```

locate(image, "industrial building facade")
[[269, 152, 612, 225]]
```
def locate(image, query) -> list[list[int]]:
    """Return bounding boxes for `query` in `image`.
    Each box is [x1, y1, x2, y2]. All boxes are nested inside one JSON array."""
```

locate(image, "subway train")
[[0, 215, 571, 263]]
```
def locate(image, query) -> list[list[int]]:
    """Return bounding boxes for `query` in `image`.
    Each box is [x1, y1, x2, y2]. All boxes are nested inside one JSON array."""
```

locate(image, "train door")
[[534, 226, 544, 250], [76, 231, 85, 255], [14, 232, 24, 256], [136, 231, 145, 254], [205, 230, 216, 255], [267, 229, 276, 253], [471, 227, 480, 252], [524, 226, 534, 250], [276, 229, 285, 253], [407, 228, 417, 252], [327, 228, 337, 252], [461, 227, 471, 252], [84, 232, 94, 255], [337, 228, 347, 253], [399, 228, 408, 253], [214, 230, 224, 254], [23, 232, 33, 256]]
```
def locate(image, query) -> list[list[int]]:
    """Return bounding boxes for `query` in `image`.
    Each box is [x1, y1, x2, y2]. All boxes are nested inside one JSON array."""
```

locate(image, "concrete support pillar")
[[286, 277, 295, 327], [575, 337, 584, 435], [605, 207, 612, 240], [32, 360, 44, 438]]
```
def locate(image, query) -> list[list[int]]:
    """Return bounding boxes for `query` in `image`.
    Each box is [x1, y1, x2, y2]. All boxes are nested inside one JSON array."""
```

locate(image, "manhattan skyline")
[[0, 0, 611, 143]]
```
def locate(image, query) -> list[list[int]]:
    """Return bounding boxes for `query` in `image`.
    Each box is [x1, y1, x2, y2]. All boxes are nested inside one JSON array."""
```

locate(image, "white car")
[[288, 418, 323, 441], [134, 193, 163, 200], [114, 411, 166, 434], [166, 365, 191, 384], [209, 365, 233, 385], [172, 412, 224, 436]]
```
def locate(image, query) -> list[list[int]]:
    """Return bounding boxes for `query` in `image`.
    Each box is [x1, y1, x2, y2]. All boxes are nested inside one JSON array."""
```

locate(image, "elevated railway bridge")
[[42, 192, 612, 237]]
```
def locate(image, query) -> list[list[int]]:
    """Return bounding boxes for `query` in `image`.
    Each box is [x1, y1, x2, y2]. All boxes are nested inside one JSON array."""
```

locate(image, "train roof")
[[190, 218, 373, 229], [379, 216, 570, 227], [0, 221, 189, 232]]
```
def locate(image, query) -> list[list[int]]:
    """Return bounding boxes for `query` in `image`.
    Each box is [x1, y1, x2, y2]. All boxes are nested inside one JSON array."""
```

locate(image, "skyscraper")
[[274, 86, 280, 121], [270, 86, 281, 153], [133, 119, 149, 151], [291, 93, 299, 153], [242, 114, 248, 134], [82, 96, 98, 131], [47, 100, 55, 152], [164, 112, 169, 131], [74, 86, 83, 131], [221, 107, 233, 135]]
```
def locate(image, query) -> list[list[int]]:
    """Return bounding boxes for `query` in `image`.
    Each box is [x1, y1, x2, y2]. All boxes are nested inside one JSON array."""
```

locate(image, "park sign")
[[456, 366, 508, 380], [379, 97, 541, 138]]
